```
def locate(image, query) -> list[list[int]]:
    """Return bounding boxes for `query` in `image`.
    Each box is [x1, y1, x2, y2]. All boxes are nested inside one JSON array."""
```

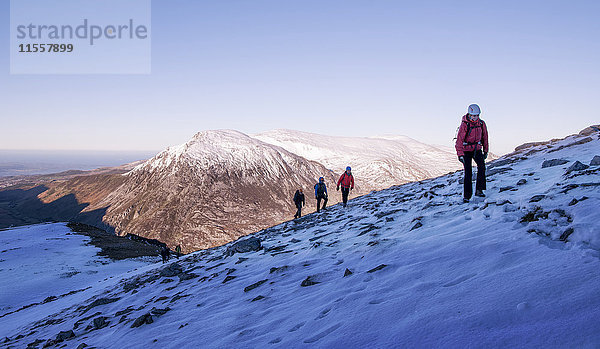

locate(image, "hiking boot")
[[463, 198, 470, 203], [475, 190, 486, 197]]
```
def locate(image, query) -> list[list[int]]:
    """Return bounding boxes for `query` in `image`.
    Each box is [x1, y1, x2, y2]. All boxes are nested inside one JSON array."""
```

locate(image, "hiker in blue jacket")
[[314, 177, 328, 213]]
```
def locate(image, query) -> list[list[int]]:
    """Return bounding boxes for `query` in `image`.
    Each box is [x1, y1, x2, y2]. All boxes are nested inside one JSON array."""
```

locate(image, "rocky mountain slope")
[[2, 128, 599, 348], [14, 130, 336, 252], [254, 129, 461, 191]]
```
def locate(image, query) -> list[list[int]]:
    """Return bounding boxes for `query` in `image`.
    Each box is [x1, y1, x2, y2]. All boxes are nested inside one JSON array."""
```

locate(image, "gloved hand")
[[336, 186, 339, 191], [350, 187, 354, 191], [484, 152, 488, 159], [458, 156, 464, 164]]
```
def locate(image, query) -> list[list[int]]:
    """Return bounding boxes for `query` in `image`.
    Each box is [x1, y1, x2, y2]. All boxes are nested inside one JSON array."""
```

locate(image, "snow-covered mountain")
[[254, 129, 461, 191], [3, 128, 599, 348], [67, 130, 338, 252]]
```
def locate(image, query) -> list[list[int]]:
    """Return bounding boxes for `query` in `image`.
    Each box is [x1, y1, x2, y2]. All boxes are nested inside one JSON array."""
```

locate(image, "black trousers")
[[295, 204, 302, 218], [463, 150, 486, 199], [316, 195, 328, 212], [341, 187, 350, 205]]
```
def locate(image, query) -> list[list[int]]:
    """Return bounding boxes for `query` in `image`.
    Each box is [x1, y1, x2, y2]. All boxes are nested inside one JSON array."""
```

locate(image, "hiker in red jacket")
[[336, 166, 354, 207], [455, 104, 489, 202]]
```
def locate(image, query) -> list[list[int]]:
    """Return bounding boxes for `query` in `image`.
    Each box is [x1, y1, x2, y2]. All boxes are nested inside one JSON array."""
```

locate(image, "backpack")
[[462, 120, 483, 146], [316, 183, 326, 196]]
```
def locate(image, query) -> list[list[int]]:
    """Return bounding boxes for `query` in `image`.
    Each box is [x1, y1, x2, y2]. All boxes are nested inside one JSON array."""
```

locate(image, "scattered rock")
[[301, 276, 319, 287], [115, 307, 134, 316], [269, 266, 289, 274], [542, 159, 568, 168], [160, 263, 184, 277], [559, 228, 574, 242], [170, 294, 190, 303], [150, 307, 171, 316], [517, 179, 527, 186], [367, 264, 388, 273], [590, 156, 600, 166], [548, 137, 593, 153], [566, 161, 589, 173], [178, 273, 198, 281], [290, 238, 302, 243], [85, 297, 120, 313], [43, 296, 58, 303], [244, 279, 268, 292], [222, 275, 237, 283], [344, 268, 353, 277], [487, 167, 513, 176], [410, 222, 423, 231], [91, 316, 109, 330], [76, 343, 88, 349], [568, 196, 588, 206], [520, 207, 549, 223], [529, 195, 545, 203], [235, 257, 249, 264], [27, 339, 45, 348], [225, 237, 262, 256], [251, 295, 265, 302], [55, 330, 75, 342], [131, 313, 153, 328], [578, 125, 600, 136], [499, 186, 515, 192]]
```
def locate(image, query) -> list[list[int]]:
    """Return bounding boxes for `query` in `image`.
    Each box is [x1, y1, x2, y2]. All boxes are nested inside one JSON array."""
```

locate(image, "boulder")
[[529, 195, 545, 203], [301, 276, 319, 287], [244, 279, 268, 292], [225, 237, 262, 256], [160, 263, 183, 277], [92, 316, 109, 330], [542, 159, 568, 168], [150, 307, 170, 316], [590, 156, 600, 166], [367, 264, 388, 273], [566, 161, 589, 173], [578, 125, 600, 136], [131, 313, 153, 328], [56, 330, 75, 342], [517, 179, 527, 186]]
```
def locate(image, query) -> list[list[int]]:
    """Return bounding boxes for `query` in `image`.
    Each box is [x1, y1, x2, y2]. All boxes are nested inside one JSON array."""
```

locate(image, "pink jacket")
[[455, 114, 489, 156]]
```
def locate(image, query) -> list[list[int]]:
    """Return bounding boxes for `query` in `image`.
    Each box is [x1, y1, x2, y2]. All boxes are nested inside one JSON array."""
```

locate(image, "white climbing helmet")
[[468, 104, 481, 115]]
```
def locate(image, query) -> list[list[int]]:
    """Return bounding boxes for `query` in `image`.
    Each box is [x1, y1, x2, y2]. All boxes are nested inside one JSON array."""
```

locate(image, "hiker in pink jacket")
[[455, 104, 489, 202]]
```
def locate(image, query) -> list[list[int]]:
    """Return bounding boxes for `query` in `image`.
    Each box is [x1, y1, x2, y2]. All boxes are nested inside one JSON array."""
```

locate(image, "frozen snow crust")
[[2, 131, 600, 348]]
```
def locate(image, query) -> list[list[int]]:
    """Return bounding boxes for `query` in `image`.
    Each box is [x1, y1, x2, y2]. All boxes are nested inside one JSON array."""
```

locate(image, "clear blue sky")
[[1, 0, 598, 155]]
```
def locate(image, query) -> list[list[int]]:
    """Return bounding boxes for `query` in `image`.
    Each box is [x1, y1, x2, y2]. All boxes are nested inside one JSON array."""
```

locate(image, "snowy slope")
[[2, 130, 600, 348], [254, 129, 461, 191], [0, 223, 154, 327]]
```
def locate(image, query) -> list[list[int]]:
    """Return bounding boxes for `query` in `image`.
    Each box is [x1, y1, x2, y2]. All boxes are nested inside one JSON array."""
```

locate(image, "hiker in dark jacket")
[[455, 103, 489, 202], [293, 189, 305, 218], [314, 177, 328, 213], [175, 245, 182, 258], [337, 166, 354, 207], [160, 246, 170, 264]]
